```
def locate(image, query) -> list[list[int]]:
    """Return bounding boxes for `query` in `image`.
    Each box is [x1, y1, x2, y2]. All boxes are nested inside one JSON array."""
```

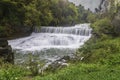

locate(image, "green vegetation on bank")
[[77, 37, 120, 64], [35, 63, 120, 80], [0, 60, 26, 80]]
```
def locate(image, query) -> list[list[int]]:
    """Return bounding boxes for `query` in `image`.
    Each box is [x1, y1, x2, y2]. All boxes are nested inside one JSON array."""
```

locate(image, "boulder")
[[0, 38, 8, 47], [0, 38, 14, 63]]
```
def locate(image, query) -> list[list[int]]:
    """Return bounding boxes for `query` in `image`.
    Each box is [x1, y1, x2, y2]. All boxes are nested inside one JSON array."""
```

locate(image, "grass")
[[34, 63, 120, 80], [0, 63, 26, 80], [77, 37, 120, 64]]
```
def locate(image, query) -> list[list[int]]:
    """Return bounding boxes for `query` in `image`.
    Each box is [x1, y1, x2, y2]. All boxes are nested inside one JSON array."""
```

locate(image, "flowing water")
[[8, 24, 92, 64]]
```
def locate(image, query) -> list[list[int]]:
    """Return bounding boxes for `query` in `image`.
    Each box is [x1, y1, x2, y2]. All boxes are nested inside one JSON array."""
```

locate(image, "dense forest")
[[0, 0, 120, 80], [0, 0, 91, 38]]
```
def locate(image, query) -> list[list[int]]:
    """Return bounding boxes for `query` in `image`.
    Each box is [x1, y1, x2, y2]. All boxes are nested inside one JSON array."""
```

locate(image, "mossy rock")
[[0, 46, 14, 63], [0, 38, 8, 47], [0, 38, 14, 63]]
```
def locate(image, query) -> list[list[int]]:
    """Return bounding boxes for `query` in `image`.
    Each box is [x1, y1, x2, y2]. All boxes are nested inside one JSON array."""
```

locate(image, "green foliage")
[[77, 38, 120, 64], [111, 3, 120, 36], [0, 0, 91, 37], [49, 0, 79, 26], [87, 13, 98, 23], [77, 5, 92, 23], [90, 0, 120, 37], [28, 54, 45, 76], [24, 1, 41, 27], [34, 63, 120, 80], [0, 0, 25, 26], [0, 61, 26, 80], [91, 18, 114, 37]]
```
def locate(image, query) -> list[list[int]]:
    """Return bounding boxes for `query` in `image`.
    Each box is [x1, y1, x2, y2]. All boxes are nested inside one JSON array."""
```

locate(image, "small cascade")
[[8, 24, 92, 64], [34, 24, 92, 36], [9, 24, 92, 51]]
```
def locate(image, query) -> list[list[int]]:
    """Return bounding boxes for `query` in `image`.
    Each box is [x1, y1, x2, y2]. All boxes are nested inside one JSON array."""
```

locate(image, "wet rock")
[[47, 61, 69, 72], [0, 38, 14, 63], [46, 56, 70, 72], [61, 56, 71, 61], [0, 38, 8, 47]]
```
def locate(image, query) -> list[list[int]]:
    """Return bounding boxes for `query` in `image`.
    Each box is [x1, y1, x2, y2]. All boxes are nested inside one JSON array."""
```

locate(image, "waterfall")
[[9, 24, 92, 51], [34, 24, 91, 36], [8, 24, 92, 64]]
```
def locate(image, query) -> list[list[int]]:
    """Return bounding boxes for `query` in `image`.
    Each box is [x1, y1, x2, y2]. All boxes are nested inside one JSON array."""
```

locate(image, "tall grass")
[[34, 63, 120, 80]]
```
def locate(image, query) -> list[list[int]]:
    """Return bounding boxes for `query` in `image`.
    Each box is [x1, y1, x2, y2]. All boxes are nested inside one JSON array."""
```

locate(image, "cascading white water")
[[35, 24, 91, 36], [8, 23, 92, 64], [9, 24, 91, 51]]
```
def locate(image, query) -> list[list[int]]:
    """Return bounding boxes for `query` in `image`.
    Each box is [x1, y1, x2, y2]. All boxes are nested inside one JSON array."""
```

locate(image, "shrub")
[[77, 38, 120, 63], [92, 18, 114, 37], [0, 63, 26, 80]]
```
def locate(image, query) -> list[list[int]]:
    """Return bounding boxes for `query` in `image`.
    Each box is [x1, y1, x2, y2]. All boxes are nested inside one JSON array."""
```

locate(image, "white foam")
[[8, 24, 92, 52]]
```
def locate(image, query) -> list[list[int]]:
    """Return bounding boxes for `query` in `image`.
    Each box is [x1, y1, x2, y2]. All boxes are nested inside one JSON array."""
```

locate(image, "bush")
[[77, 38, 120, 63], [92, 18, 114, 37], [112, 12, 120, 36], [0, 61, 26, 80]]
